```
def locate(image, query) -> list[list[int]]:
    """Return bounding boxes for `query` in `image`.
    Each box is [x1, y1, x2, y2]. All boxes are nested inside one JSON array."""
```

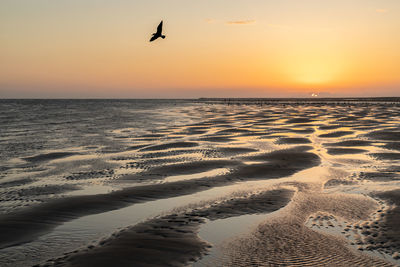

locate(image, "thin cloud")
[[376, 9, 388, 13], [226, 20, 256, 25], [205, 18, 216, 24]]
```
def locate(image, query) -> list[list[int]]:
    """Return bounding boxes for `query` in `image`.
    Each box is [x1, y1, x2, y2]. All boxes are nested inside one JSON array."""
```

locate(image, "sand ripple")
[[1, 99, 399, 266]]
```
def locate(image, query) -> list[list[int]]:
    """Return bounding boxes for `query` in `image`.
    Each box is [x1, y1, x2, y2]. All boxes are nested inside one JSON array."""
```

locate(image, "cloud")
[[205, 18, 216, 24], [376, 9, 388, 13], [226, 20, 256, 25]]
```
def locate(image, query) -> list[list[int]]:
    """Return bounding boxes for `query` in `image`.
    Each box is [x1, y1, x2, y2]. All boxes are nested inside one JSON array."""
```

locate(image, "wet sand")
[[46, 189, 294, 267], [1, 99, 400, 266], [0, 146, 318, 249], [223, 185, 392, 266]]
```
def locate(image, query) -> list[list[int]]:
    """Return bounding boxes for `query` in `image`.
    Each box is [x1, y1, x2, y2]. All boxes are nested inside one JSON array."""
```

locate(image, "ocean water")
[[0, 99, 195, 162], [0, 99, 201, 216]]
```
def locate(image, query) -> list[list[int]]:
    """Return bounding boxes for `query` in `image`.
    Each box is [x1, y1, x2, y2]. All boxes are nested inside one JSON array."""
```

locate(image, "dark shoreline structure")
[[198, 97, 400, 105], [0, 98, 399, 266]]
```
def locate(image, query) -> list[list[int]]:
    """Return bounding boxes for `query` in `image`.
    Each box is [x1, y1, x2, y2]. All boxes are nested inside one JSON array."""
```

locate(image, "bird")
[[149, 21, 166, 42]]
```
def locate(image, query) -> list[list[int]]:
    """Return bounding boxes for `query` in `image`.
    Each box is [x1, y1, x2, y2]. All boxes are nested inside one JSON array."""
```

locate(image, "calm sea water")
[[0, 99, 197, 162], [0, 99, 200, 215]]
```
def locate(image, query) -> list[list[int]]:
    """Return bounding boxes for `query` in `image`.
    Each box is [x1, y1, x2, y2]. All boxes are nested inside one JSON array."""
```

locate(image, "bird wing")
[[156, 21, 163, 35], [149, 35, 158, 42]]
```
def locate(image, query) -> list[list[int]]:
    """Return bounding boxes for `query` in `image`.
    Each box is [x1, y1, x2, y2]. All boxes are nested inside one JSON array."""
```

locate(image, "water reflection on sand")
[[0, 99, 399, 266]]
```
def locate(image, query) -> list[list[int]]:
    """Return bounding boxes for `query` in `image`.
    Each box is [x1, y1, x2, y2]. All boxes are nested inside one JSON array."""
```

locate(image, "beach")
[[0, 99, 399, 266]]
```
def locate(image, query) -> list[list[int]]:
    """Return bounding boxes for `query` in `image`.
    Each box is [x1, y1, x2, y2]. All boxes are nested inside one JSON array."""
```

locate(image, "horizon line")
[[1, 97, 400, 101]]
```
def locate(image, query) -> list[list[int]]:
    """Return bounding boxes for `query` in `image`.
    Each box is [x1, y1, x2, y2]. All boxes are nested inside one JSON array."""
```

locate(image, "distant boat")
[[150, 21, 166, 42]]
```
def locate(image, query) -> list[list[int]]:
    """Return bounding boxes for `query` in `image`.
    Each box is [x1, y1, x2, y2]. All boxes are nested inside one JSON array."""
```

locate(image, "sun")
[[279, 49, 348, 90], [291, 61, 338, 86]]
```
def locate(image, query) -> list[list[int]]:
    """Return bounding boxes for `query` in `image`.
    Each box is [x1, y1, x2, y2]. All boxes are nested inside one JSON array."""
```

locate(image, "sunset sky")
[[1, 0, 399, 98]]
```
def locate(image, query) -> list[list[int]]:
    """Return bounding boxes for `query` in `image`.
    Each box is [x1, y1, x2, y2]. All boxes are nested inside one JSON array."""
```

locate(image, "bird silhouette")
[[150, 21, 166, 42]]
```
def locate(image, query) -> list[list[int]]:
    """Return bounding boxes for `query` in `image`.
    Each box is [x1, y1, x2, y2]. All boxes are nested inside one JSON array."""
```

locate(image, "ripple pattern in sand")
[[0, 99, 399, 266]]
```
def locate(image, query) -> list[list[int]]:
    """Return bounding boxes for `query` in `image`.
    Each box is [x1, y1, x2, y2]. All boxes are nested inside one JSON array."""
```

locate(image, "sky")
[[1, 0, 399, 98]]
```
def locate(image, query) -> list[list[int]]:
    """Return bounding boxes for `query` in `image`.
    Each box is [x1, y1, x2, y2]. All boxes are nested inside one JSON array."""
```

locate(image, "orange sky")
[[1, 0, 399, 98]]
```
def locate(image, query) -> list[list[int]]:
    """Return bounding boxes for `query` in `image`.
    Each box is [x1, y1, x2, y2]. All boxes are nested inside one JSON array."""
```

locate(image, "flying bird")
[[150, 21, 166, 42]]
